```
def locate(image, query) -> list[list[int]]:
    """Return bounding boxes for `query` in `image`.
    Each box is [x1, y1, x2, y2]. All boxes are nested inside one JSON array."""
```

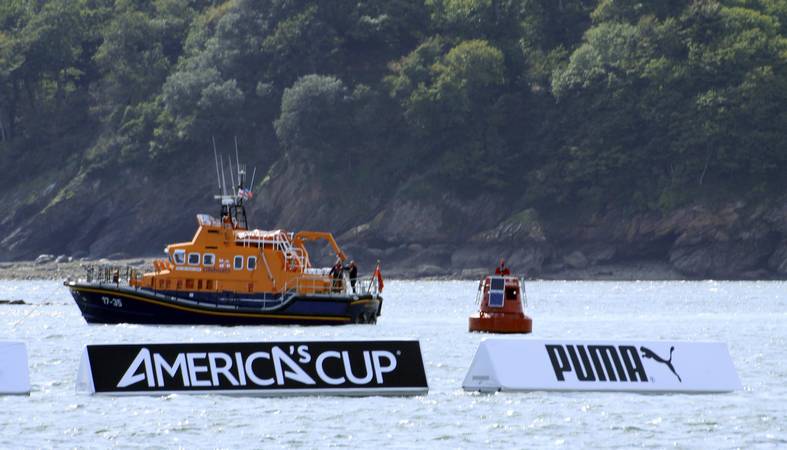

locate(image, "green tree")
[[546, 0, 787, 208], [93, 0, 193, 125], [274, 74, 352, 165], [388, 39, 513, 190]]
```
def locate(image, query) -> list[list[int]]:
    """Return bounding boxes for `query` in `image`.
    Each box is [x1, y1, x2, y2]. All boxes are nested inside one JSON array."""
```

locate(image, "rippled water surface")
[[0, 280, 785, 448]]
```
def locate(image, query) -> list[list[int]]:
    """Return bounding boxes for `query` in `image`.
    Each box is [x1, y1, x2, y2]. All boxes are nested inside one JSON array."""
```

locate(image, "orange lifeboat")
[[469, 275, 532, 334]]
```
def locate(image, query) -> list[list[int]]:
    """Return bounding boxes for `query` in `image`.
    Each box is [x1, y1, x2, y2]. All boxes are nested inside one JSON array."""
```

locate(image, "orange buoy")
[[469, 275, 532, 334]]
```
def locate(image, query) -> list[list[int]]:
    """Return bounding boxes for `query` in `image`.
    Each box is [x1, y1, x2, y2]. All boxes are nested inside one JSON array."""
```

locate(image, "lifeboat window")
[[234, 255, 244, 270], [197, 280, 203, 290], [203, 253, 215, 267], [506, 287, 518, 301], [173, 249, 185, 265], [186, 279, 194, 289], [188, 252, 200, 266], [248, 256, 257, 271], [206, 280, 213, 290]]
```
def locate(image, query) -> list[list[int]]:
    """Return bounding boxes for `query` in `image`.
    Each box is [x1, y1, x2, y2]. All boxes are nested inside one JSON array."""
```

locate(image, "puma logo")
[[640, 346, 681, 382]]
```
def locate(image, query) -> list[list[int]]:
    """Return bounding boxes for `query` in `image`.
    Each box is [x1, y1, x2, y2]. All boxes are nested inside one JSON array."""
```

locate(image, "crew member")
[[345, 260, 358, 293], [329, 260, 343, 292], [495, 259, 510, 276]]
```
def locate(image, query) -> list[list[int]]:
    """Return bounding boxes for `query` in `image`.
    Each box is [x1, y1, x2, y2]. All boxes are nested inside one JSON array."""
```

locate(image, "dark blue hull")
[[65, 282, 382, 326]]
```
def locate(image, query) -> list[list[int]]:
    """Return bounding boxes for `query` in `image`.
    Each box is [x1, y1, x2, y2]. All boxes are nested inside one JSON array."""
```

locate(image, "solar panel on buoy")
[[488, 277, 505, 307]]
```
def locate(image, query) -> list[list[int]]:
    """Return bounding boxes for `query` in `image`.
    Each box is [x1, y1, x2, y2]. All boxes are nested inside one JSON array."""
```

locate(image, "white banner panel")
[[463, 338, 741, 393], [0, 341, 31, 395]]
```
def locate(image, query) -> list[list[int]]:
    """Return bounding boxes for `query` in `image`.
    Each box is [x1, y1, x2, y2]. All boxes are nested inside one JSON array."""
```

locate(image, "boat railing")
[[83, 264, 144, 286], [196, 214, 223, 227], [283, 271, 381, 298], [234, 229, 309, 271]]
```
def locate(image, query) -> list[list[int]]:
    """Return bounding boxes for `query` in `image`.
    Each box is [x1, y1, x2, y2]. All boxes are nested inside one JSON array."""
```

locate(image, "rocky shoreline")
[[0, 256, 748, 282], [0, 258, 152, 282], [6, 194, 787, 283]]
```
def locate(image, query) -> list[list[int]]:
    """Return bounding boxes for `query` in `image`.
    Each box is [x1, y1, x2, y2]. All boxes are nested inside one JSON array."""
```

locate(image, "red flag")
[[375, 263, 384, 293]]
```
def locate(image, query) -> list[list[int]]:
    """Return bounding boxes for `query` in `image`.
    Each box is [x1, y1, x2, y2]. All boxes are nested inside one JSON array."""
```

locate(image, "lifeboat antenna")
[[220, 154, 227, 196], [227, 154, 236, 192], [212, 137, 222, 193], [249, 167, 256, 194], [234, 136, 247, 193], [234, 136, 241, 184]]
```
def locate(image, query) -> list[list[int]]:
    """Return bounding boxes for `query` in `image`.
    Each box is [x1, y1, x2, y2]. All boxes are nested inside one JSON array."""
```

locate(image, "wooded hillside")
[[1, 0, 786, 278]]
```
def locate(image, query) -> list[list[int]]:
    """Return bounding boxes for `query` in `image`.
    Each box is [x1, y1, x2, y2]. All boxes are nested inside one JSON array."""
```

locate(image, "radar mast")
[[212, 137, 254, 230]]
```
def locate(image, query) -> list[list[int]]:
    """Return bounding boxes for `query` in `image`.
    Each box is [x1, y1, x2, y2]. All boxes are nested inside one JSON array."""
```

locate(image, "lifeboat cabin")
[[469, 275, 532, 334], [65, 167, 383, 326]]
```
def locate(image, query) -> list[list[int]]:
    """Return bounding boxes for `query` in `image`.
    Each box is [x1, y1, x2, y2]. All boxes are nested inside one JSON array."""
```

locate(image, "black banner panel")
[[77, 340, 428, 396]]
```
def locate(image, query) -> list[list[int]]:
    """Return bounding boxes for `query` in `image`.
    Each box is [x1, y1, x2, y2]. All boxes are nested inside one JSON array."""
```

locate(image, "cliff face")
[[371, 199, 787, 279], [0, 155, 216, 261], [250, 159, 787, 279], [1, 154, 785, 280]]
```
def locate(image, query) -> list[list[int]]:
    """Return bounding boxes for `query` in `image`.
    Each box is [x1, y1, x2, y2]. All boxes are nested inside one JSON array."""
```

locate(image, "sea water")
[[0, 280, 784, 448]]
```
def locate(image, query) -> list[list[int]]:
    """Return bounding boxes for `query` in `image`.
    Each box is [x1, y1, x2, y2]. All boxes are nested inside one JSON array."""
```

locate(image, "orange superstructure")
[[132, 215, 347, 297]]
